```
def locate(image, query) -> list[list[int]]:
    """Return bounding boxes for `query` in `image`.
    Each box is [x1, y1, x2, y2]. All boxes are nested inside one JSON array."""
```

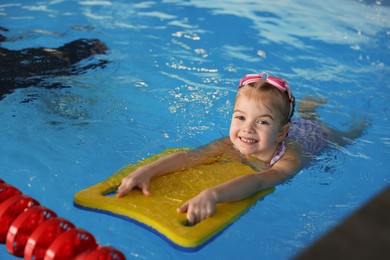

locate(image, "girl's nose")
[[242, 121, 255, 133]]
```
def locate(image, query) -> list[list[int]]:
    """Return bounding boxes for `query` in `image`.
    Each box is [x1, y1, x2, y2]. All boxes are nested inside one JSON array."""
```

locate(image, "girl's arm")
[[178, 147, 301, 225], [215, 147, 300, 201], [117, 137, 229, 197]]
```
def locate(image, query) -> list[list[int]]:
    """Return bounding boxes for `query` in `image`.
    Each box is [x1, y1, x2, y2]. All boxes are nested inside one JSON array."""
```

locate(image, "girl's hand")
[[177, 189, 218, 225], [116, 167, 151, 197]]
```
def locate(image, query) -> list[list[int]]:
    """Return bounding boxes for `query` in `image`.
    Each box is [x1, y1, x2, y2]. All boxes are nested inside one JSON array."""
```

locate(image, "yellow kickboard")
[[74, 148, 274, 251]]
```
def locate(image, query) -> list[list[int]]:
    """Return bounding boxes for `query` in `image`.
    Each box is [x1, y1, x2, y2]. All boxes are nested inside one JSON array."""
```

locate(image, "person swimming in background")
[[0, 26, 108, 101], [117, 72, 365, 226]]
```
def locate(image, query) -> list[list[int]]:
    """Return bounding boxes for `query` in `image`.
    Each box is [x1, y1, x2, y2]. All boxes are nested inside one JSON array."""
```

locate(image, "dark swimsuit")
[[288, 117, 329, 157], [269, 117, 329, 165]]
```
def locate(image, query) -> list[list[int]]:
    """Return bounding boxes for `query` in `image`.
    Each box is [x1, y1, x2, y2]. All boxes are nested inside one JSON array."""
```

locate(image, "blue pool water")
[[1, 0, 389, 259]]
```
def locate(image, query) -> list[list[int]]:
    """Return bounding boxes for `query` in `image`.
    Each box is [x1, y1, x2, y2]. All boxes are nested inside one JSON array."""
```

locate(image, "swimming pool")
[[1, 0, 389, 259]]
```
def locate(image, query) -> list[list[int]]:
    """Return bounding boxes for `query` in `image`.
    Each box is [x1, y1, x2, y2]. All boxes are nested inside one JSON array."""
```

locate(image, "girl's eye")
[[257, 120, 269, 125], [235, 115, 245, 120]]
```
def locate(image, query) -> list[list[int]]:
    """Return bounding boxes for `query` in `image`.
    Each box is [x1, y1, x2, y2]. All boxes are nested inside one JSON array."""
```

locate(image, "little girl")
[[117, 72, 363, 225]]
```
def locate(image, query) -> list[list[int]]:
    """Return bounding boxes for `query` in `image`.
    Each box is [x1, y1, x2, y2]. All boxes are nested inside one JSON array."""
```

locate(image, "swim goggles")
[[238, 72, 294, 119]]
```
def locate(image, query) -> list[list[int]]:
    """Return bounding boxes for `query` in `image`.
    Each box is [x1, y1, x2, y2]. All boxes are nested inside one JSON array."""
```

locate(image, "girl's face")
[[229, 93, 289, 162]]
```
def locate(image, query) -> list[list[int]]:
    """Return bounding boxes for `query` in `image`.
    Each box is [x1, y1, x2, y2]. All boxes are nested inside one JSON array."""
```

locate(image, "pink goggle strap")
[[238, 72, 294, 120]]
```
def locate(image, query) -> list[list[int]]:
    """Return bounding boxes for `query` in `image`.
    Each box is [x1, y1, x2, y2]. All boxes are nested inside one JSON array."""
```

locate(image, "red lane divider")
[[75, 246, 126, 260], [0, 179, 126, 260], [6, 206, 57, 257], [45, 228, 98, 259], [0, 182, 22, 203], [0, 195, 40, 243], [24, 217, 75, 260]]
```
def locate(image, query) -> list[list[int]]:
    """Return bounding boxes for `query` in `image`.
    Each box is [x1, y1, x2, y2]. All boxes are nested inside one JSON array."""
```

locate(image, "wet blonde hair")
[[235, 79, 295, 126]]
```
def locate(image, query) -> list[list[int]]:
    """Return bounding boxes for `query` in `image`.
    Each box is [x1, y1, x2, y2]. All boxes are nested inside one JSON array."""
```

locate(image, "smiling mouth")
[[239, 137, 258, 144]]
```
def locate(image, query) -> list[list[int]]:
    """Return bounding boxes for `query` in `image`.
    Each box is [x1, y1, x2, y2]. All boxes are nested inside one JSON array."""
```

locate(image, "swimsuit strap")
[[269, 141, 286, 166], [233, 141, 286, 166]]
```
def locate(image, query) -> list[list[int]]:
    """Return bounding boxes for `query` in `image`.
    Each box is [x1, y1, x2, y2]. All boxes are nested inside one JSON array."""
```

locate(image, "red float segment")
[[0, 195, 39, 243], [0, 181, 126, 259], [0, 183, 22, 204], [24, 217, 75, 260], [75, 246, 126, 260], [6, 206, 57, 257], [45, 228, 98, 260]]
